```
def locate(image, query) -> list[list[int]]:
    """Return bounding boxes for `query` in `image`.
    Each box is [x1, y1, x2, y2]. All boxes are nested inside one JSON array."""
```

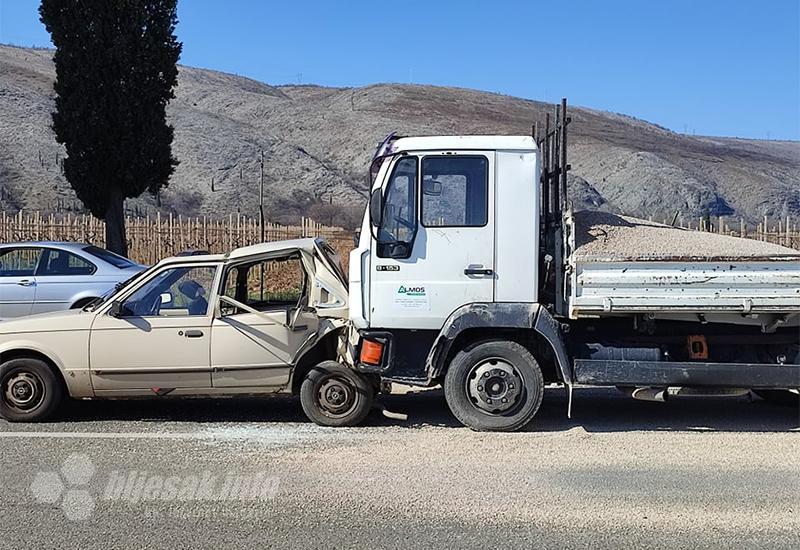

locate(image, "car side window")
[[120, 266, 217, 317], [222, 256, 306, 315], [0, 248, 42, 277], [37, 249, 96, 276]]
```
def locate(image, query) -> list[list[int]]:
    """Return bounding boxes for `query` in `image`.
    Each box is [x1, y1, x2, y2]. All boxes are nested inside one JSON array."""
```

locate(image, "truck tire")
[[300, 361, 374, 427], [444, 340, 544, 432], [0, 358, 64, 422], [753, 389, 800, 407]]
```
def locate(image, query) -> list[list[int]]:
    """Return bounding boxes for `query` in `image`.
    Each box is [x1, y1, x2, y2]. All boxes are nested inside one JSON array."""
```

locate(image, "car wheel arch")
[[0, 348, 69, 395]]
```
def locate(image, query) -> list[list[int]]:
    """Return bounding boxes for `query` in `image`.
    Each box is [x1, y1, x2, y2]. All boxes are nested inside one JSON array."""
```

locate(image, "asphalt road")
[[1, 387, 798, 549]]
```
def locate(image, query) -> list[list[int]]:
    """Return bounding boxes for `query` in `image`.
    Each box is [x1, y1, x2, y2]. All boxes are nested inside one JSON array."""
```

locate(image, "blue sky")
[[1, 0, 798, 140]]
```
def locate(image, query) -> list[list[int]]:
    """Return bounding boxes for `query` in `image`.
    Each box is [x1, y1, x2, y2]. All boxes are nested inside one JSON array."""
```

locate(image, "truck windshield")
[[380, 157, 417, 241]]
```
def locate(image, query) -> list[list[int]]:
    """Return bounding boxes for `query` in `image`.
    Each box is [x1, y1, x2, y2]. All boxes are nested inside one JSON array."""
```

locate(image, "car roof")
[[0, 241, 92, 251], [227, 237, 320, 260]]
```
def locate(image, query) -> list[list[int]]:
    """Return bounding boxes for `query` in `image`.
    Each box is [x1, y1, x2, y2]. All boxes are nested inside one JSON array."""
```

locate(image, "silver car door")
[[0, 247, 41, 319]]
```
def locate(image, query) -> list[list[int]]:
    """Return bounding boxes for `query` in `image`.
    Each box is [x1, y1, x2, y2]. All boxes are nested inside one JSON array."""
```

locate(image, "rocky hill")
[[1, 44, 797, 227]]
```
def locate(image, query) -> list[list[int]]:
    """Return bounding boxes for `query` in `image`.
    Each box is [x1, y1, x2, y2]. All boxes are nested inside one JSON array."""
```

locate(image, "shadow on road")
[[55, 387, 800, 433]]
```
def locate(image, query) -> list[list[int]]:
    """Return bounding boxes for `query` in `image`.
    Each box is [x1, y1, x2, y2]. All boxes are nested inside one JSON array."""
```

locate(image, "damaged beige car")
[[0, 238, 376, 426]]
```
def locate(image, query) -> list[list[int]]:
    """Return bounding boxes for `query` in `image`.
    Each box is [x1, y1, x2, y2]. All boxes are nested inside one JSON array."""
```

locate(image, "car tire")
[[0, 358, 64, 422], [444, 340, 544, 432], [753, 389, 800, 407], [300, 361, 374, 427]]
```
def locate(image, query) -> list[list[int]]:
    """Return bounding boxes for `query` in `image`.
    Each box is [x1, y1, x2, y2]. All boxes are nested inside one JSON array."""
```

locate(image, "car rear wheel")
[[300, 361, 374, 427], [444, 340, 544, 432], [0, 358, 64, 422]]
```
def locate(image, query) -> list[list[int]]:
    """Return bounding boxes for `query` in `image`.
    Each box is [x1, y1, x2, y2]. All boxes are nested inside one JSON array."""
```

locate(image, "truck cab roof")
[[391, 135, 537, 153]]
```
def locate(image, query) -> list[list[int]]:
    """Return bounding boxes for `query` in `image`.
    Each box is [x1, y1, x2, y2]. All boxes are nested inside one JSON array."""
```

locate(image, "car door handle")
[[17, 279, 36, 287], [464, 268, 494, 276], [184, 330, 204, 338]]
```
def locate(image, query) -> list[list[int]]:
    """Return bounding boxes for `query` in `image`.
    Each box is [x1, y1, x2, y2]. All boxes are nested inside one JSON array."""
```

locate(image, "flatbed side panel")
[[570, 260, 800, 315], [574, 359, 800, 389]]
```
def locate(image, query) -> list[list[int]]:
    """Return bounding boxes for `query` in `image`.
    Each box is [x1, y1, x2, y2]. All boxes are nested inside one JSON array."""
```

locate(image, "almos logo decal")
[[397, 285, 426, 296]]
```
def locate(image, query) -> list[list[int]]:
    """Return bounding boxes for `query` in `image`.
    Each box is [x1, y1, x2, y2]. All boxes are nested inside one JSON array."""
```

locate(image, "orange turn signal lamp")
[[360, 339, 385, 366]]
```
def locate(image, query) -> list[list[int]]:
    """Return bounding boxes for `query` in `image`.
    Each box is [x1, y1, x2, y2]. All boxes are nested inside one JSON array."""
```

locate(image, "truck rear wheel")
[[300, 361, 374, 427], [444, 340, 544, 432], [0, 358, 64, 422]]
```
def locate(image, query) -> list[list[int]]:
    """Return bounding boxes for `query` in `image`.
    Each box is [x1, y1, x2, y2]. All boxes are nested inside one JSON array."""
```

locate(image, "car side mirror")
[[369, 188, 383, 228], [108, 301, 123, 318]]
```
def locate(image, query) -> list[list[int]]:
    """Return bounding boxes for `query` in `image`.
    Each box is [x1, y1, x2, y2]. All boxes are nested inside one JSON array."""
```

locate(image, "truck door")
[[370, 152, 495, 330]]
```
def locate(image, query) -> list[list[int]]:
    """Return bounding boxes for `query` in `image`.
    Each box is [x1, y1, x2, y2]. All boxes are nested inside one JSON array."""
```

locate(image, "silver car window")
[[37, 249, 96, 276], [0, 248, 43, 277]]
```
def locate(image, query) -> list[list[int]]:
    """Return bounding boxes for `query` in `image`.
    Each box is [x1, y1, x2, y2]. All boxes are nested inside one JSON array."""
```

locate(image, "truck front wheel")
[[300, 361, 374, 427], [444, 340, 544, 432]]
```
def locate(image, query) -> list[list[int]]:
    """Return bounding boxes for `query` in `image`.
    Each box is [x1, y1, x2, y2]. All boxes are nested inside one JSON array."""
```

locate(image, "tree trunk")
[[105, 187, 128, 257]]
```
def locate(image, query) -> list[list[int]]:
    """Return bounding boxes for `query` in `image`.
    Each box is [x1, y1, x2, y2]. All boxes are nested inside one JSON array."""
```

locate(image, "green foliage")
[[39, 0, 182, 219]]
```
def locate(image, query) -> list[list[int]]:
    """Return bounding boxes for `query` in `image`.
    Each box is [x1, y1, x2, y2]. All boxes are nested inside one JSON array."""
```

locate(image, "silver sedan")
[[0, 242, 144, 319]]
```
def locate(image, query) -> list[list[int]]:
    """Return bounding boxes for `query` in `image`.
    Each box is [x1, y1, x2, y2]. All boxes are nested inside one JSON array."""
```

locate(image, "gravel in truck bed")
[[572, 211, 800, 262]]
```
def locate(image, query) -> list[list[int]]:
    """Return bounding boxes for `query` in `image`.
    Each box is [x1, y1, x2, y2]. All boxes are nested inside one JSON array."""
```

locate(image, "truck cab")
[[349, 103, 800, 432]]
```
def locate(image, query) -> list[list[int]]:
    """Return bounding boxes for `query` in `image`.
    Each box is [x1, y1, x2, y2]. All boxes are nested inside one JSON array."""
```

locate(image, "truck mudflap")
[[573, 359, 800, 389]]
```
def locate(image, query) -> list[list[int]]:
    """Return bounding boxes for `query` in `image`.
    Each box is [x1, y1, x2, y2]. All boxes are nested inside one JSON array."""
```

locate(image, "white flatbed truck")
[[348, 99, 800, 431]]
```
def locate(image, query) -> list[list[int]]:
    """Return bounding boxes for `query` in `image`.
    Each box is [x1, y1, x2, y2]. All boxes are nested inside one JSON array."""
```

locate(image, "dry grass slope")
[[1, 44, 798, 227]]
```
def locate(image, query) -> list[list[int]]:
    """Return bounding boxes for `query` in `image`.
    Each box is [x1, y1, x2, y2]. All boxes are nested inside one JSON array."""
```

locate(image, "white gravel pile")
[[573, 210, 800, 261]]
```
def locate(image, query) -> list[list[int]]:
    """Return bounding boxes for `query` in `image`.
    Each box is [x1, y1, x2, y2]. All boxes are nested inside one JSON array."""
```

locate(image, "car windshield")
[[83, 269, 150, 311], [82, 245, 137, 269]]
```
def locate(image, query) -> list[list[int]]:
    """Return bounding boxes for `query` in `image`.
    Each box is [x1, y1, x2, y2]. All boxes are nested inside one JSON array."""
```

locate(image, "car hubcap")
[[3, 371, 44, 411], [467, 359, 523, 414], [317, 377, 356, 418]]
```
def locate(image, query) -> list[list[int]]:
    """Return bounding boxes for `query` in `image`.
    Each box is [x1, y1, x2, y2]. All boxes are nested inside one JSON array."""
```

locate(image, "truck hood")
[[0, 308, 94, 335]]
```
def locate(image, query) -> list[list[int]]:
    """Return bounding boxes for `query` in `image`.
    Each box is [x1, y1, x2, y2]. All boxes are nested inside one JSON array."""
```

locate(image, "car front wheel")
[[0, 358, 64, 422], [300, 361, 374, 427]]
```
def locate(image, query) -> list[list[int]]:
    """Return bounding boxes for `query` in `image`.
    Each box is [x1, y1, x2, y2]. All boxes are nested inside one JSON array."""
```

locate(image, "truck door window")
[[222, 256, 306, 313], [421, 156, 488, 227], [378, 156, 418, 258]]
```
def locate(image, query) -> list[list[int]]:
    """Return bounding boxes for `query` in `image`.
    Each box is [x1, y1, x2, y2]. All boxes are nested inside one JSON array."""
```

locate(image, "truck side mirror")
[[369, 188, 383, 228], [423, 179, 443, 196]]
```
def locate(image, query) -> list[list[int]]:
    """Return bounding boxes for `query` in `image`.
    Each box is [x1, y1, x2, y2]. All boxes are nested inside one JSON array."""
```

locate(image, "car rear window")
[[82, 246, 137, 269]]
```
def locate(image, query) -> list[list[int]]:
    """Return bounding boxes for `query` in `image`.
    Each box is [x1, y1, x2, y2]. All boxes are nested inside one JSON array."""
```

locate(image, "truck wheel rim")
[[317, 377, 356, 418], [3, 371, 45, 411], [466, 359, 523, 414]]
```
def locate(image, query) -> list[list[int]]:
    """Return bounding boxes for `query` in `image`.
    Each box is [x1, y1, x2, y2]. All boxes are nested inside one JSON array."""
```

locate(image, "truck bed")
[[566, 211, 800, 318]]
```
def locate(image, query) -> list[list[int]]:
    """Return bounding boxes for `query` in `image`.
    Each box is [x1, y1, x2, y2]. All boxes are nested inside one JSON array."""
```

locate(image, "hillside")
[[1, 44, 798, 227]]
